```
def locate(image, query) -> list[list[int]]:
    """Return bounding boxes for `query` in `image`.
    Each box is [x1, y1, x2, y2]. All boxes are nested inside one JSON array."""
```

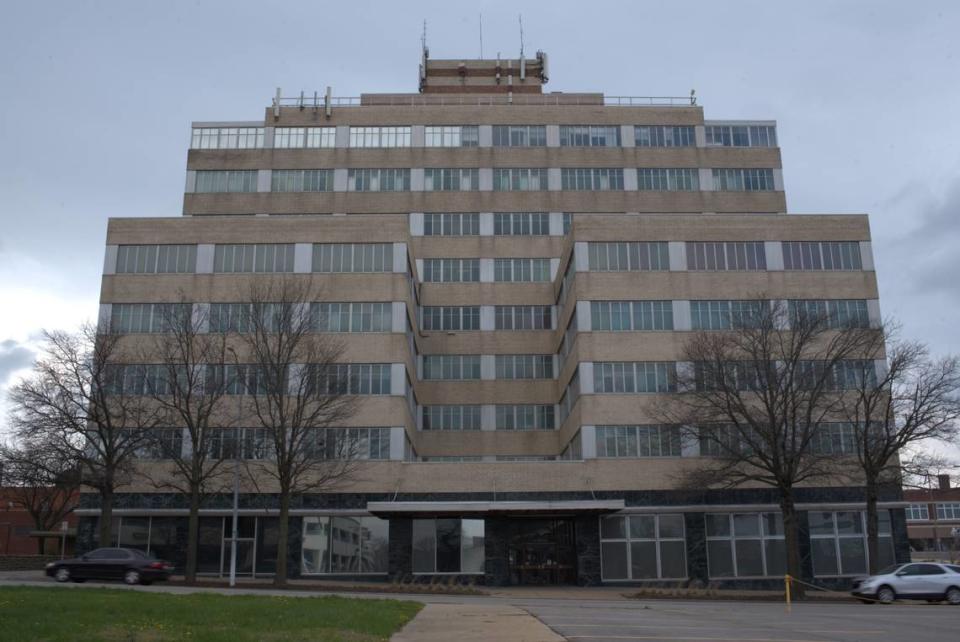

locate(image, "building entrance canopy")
[[366, 499, 625, 517]]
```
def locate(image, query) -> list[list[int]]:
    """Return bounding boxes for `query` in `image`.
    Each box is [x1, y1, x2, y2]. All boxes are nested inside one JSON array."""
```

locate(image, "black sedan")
[[45, 547, 173, 585]]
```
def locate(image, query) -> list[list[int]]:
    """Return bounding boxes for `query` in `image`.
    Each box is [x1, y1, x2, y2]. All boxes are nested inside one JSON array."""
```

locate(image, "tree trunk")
[[865, 477, 880, 574], [186, 483, 201, 583], [274, 488, 290, 586], [99, 488, 114, 548], [780, 490, 806, 599]]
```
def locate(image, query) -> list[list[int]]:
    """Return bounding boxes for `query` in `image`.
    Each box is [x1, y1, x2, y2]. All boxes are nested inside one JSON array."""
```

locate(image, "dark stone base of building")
[[76, 485, 909, 589]]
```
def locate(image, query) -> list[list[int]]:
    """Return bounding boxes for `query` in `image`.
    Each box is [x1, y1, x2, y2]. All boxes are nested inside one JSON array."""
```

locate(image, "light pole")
[[229, 456, 239, 587]]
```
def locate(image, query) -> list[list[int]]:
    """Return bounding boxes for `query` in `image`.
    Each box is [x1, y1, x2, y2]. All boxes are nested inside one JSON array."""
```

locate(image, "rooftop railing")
[[272, 92, 696, 109]]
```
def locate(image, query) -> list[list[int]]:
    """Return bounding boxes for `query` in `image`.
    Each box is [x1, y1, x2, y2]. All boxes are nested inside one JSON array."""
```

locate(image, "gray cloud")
[[0, 340, 35, 385]]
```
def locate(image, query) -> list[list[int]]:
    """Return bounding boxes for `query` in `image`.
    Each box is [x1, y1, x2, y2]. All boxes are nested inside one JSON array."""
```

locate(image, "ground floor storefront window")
[[810, 510, 895, 577], [300, 516, 389, 574], [412, 518, 485, 574], [706, 513, 786, 578], [600, 514, 687, 580]]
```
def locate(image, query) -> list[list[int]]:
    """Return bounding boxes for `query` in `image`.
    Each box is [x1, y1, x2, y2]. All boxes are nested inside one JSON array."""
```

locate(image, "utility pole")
[[229, 457, 239, 587]]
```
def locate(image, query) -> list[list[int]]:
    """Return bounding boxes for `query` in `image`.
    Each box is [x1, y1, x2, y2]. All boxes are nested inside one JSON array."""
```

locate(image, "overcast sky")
[[1, 1, 959, 458]]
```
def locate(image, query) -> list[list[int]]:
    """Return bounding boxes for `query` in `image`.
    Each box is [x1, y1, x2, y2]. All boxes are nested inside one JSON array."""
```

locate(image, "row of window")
[[421, 355, 555, 381], [600, 510, 892, 581], [113, 240, 864, 276], [191, 167, 777, 193], [191, 124, 777, 150], [420, 404, 555, 431], [420, 305, 552, 331], [422, 212, 571, 237], [906, 503, 960, 521]]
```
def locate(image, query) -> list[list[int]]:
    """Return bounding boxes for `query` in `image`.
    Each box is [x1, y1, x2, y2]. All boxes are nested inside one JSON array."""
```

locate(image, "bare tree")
[[664, 297, 880, 590], [838, 338, 960, 572], [237, 278, 360, 585], [0, 436, 80, 553], [7, 325, 159, 547], [139, 299, 236, 582]]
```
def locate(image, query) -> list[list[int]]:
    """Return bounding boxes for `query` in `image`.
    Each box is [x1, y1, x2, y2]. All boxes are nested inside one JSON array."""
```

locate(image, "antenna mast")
[[519, 14, 525, 57], [479, 14, 484, 59]]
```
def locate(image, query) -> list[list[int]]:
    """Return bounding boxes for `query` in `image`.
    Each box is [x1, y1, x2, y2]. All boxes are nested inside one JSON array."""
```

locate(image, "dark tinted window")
[[103, 549, 130, 560], [918, 564, 945, 575], [86, 549, 115, 560], [898, 564, 923, 576]]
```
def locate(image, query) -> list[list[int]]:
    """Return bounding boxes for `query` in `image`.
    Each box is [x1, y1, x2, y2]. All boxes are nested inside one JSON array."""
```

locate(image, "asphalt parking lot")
[[520, 598, 960, 642]]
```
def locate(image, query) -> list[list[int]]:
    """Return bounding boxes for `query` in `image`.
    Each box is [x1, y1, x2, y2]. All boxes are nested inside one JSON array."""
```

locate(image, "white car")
[[851, 562, 960, 604]]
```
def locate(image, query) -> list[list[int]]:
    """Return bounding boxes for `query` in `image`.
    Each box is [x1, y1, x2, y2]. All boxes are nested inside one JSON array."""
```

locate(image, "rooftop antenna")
[[421, 19, 428, 56], [479, 13, 484, 59], [518, 14, 526, 80], [519, 14, 525, 58]]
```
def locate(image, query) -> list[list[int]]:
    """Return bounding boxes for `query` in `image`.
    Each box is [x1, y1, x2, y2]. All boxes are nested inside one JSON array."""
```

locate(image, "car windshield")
[[877, 564, 903, 575]]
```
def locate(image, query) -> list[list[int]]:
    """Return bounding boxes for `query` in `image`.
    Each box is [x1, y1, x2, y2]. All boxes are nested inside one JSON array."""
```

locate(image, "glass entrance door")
[[507, 519, 577, 585]]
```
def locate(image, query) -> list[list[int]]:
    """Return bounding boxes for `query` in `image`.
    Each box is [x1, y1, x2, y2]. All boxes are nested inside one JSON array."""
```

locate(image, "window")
[[347, 168, 411, 192], [937, 503, 960, 520], [423, 168, 479, 191], [310, 363, 393, 395], [560, 125, 620, 147], [712, 168, 776, 191], [705, 124, 777, 147], [561, 433, 582, 460], [811, 422, 857, 455], [690, 300, 765, 330], [563, 212, 573, 235], [561, 168, 624, 191], [422, 405, 482, 431], [590, 301, 673, 331], [593, 362, 676, 393], [558, 312, 578, 370], [116, 245, 197, 274], [301, 516, 389, 574], [206, 427, 270, 460], [313, 427, 391, 460], [412, 518, 485, 574], [104, 364, 175, 396], [421, 258, 480, 283], [135, 428, 184, 459], [906, 504, 929, 521], [494, 213, 550, 236], [495, 355, 553, 380], [273, 126, 336, 149], [211, 364, 276, 396], [698, 423, 761, 457], [208, 303, 295, 334], [271, 169, 333, 192], [422, 355, 481, 380], [595, 425, 681, 457], [495, 405, 555, 430], [558, 368, 580, 426], [214, 244, 294, 273], [348, 126, 411, 148], [600, 514, 687, 580], [424, 126, 479, 147], [194, 170, 258, 193], [798, 360, 877, 391], [493, 168, 548, 191], [494, 258, 551, 282], [191, 127, 264, 149], [492, 125, 546, 147], [111, 303, 191, 333], [423, 213, 480, 236], [706, 513, 786, 578], [312, 302, 393, 332], [588, 242, 669, 271], [637, 168, 699, 191], [635, 125, 695, 147], [686, 242, 767, 271], [810, 510, 895, 576], [782, 242, 862, 271], [495, 305, 552, 330], [421, 306, 480, 331], [788, 300, 869, 329], [312, 244, 394, 273]]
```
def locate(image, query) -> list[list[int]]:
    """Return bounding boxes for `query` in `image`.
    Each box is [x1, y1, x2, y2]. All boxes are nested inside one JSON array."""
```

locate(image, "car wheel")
[[54, 567, 70, 583], [876, 585, 896, 604], [123, 569, 141, 586], [946, 587, 960, 605]]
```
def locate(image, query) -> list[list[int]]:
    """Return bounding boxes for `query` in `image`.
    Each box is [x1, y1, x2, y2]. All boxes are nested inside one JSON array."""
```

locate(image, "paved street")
[[2, 572, 958, 641]]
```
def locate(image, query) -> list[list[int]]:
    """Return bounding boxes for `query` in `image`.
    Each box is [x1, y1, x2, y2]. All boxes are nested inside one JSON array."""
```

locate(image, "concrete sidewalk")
[[391, 603, 564, 642]]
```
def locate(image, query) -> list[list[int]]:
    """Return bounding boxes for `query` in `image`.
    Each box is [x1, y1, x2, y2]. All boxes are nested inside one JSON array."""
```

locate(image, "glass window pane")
[[707, 540, 734, 577], [461, 519, 485, 574], [735, 540, 764, 576], [301, 517, 331, 574], [435, 518, 461, 573], [808, 511, 835, 536], [658, 514, 684, 539], [765, 539, 786, 577], [629, 516, 656, 539], [811, 538, 838, 576], [360, 517, 390, 573], [412, 519, 436, 573], [601, 541, 628, 579], [601, 516, 626, 539], [630, 541, 658, 579], [839, 537, 866, 575], [659, 540, 687, 579], [705, 514, 730, 537]]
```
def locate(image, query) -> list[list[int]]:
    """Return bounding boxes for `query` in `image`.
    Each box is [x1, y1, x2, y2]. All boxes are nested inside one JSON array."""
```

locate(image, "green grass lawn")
[[0, 586, 423, 641]]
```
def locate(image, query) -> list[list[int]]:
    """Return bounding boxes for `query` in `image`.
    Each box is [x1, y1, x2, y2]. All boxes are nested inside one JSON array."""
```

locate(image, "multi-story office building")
[[78, 51, 909, 587], [904, 475, 960, 555]]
